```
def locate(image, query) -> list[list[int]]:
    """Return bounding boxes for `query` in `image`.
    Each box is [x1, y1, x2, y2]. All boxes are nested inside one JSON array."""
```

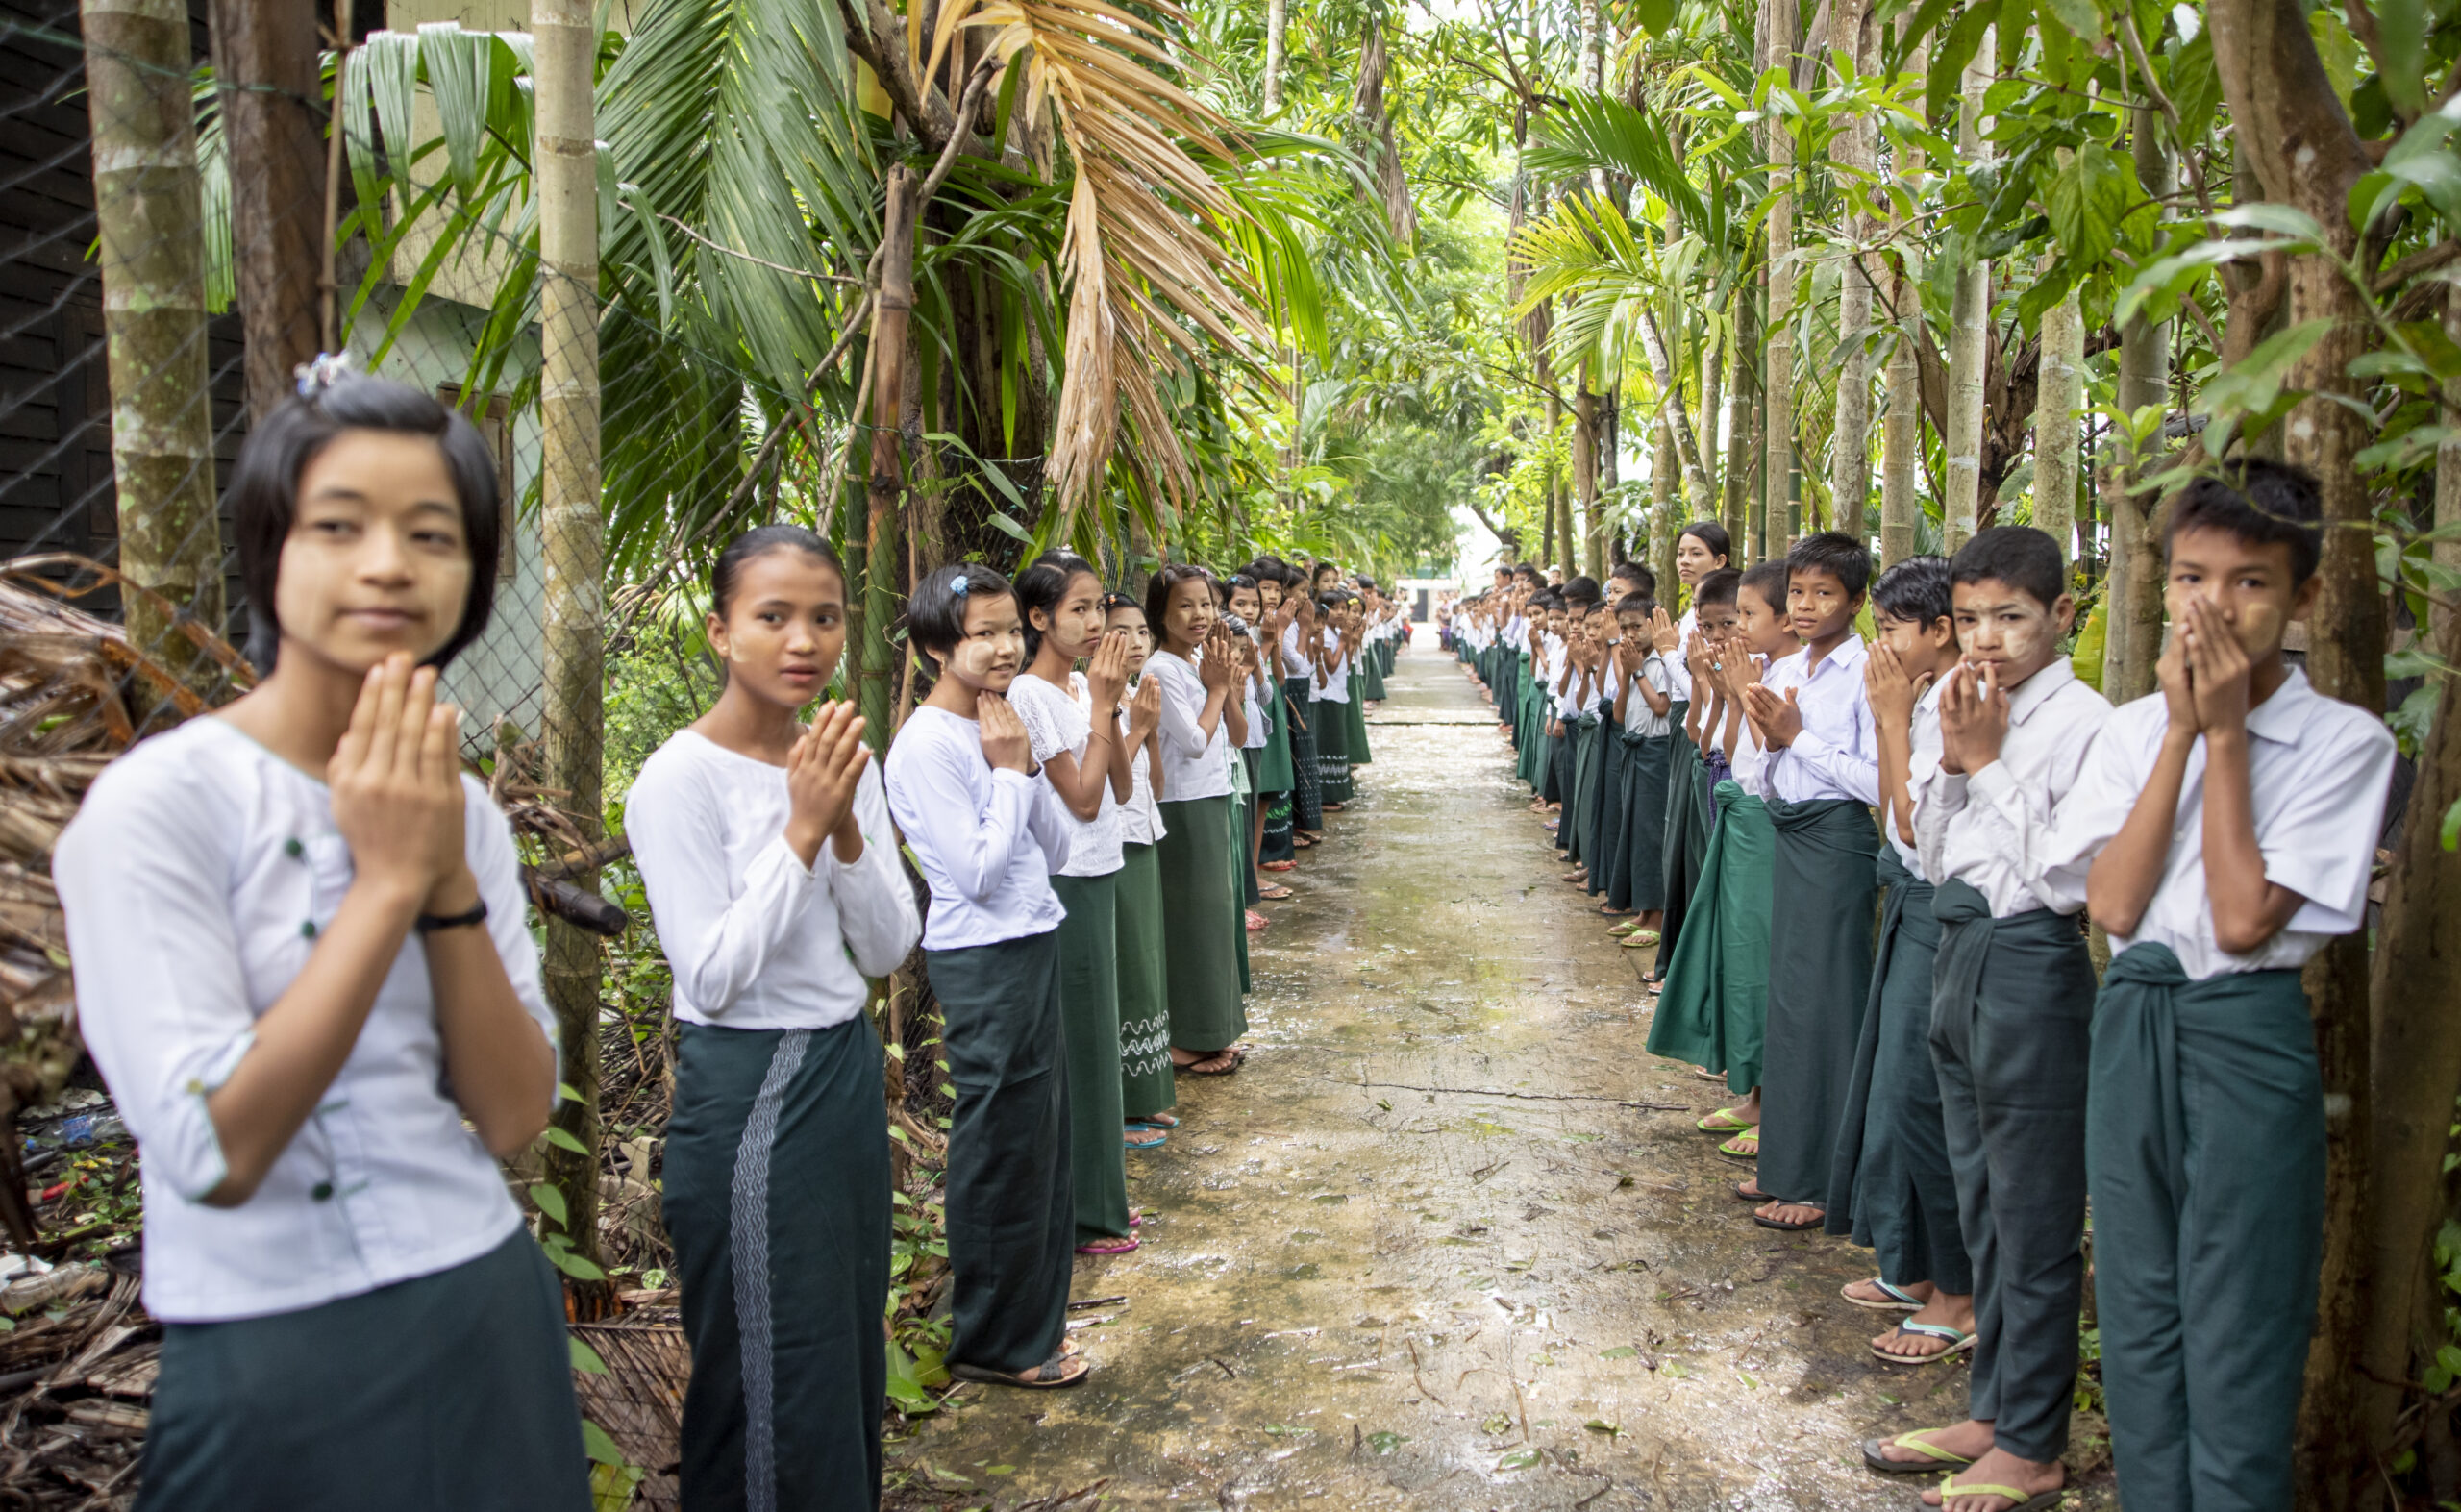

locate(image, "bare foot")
[[1920, 1444, 2065, 1510]]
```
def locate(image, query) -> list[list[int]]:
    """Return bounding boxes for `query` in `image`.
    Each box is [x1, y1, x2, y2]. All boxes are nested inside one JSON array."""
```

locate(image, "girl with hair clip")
[[1341, 592, 1375, 791], [53, 370, 589, 1510], [1008, 552, 1148, 1254], [1279, 575, 1325, 848], [1311, 593, 1353, 808], [1143, 564, 1251, 1077], [1099, 594, 1178, 1140], [625, 525, 922, 1508], [1222, 573, 1278, 930], [1244, 562, 1301, 877], [883, 566, 1086, 1389]]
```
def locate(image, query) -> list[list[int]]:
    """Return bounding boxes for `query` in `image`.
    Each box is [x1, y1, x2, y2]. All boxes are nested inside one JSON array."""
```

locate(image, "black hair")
[[231, 375, 501, 673], [1013, 549, 1100, 660], [1246, 555, 1288, 582], [1144, 562, 1215, 645], [1353, 573, 1378, 592], [1614, 591, 1655, 619], [711, 524, 845, 622], [1948, 528, 2066, 614], [1695, 567, 1743, 609], [1311, 560, 1341, 582], [1678, 520, 1732, 565], [1100, 590, 1143, 618], [1226, 572, 1261, 599], [1316, 592, 1346, 614], [2164, 459, 2324, 586], [1562, 574, 1602, 607], [1513, 563, 1541, 582], [1613, 560, 1658, 602], [1530, 591, 1564, 612], [908, 563, 1015, 673], [1737, 561, 1792, 615], [1869, 555, 1954, 629], [1786, 531, 1873, 597]]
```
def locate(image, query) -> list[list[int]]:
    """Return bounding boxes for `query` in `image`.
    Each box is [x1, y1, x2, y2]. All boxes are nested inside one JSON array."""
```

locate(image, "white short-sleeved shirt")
[[2044, 668, 2395, 980], [1623, 652, 1674, 738], [1755, 636, 1880, 806], [1117, 708, 1166, 846], [1007, 671, 1125, 878], [626, 731, 920, 1029], [1146, 649, 1232, 801], [1884, 680, 1946, 878], [883, 706, 1071, 949], [1665, 607, 1700, 703], [52, 717, 559, 1323], [1313, 630, 1352, 703], [1913, 660, 2111, 917]]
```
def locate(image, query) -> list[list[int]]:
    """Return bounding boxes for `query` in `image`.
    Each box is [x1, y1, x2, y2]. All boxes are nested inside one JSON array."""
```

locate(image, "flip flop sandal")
[[1858, 1429, 1977, 1475], [1125, 1127, 1166, 1149], [1717, 1133, 1760, 1160], [1932, 1480, 2066, 1509], [1619, 931, 1661, 948], [1075, 1236, 1139, 1255], [949, 1354, 1088, 1390], [1732, 1181, 1769, 1202], [1258, 884, 1294, 900], [1608, 919, 1643, 937], [1842, 1277, 1927, 1311], [1752, 1207, 1825, 1231], [1696, 1108, 1754, 1134], [1870, 1320, 1976, 1364], [1245, 911, 1270, 931], [1139, 1113, 1181, 1128], [1687, 1065, 1722, 1079], [1261, 860, 1298, 873], [1176, 1049, 1245, 1076]]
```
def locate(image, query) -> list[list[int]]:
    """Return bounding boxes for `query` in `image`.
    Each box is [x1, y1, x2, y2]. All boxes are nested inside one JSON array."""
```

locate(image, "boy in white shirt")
[[2060, 463, 2394, 1512], [1870, 528, 2111, 1503]]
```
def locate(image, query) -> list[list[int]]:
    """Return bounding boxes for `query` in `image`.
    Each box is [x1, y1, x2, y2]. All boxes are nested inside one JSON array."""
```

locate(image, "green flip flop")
[[1696, 1108, 1754, 1134], [1619, 930, 1661, 949], [1869, 1319, 1976, 1364], [1841, 1277, 1927, 1311], [1717, 1131, 1759, 1160], [1858, 1428, 1976, 1475], [1932, 1480, 2067, 1509]]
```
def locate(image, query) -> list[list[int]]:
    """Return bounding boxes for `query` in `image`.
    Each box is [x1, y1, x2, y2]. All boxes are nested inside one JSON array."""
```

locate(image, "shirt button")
[[284, 837, 304, 859], [311, 1181, 335, 1202], [301, 920, 318, 939]]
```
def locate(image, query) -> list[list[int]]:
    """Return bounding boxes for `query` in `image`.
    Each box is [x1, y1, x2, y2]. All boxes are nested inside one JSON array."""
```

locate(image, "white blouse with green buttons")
[[51, 715, 558, 1324]]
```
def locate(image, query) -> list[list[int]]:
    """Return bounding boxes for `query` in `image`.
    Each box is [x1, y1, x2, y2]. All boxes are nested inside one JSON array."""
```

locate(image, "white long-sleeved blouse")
[[883, 705, 1071, 949]]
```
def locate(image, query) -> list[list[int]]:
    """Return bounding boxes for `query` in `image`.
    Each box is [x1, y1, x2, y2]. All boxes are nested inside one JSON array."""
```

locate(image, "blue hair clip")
[[293, 351, 353, 399], [951, 573, 971, 598]]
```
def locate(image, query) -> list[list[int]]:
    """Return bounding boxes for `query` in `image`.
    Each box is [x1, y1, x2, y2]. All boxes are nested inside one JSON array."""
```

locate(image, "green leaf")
[[1599, 1345, 1640, 1359], [1926, 0, 2002, 128], [2035, 0, 2100, 42], [2379, 0, 2428, 118], [2390, 684, 2439, 758], [1367, 1430, 1408, 1454], [2172, 31, 2223, 147], [581, 1418, 627, 1467], [531, 1180, 570, 1228], [1497, 1448, 1544, 1471], [2442, 797, 2460, 852], [2046, 143, 2134, 271], [544, 1125, 591, 1155], [570, 1336, 609, 1376], [1584, 1419, 1624, 1436], [2209, 201, 2327, 248], [548, 1247, 609, 1282]]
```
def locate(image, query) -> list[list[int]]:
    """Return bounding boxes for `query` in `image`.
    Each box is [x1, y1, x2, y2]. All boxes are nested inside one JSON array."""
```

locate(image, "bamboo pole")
[[860, 166, 919, 745], [2105, 112, 2173, 705], [1878, 21, 1924, 568], [1761, 0, 1799, 558], [534, 0, 608, 1308], [1827, 0, 1874, 543], [2033, 245, 2085, 572], [1941, 28, 1993, 555], [83, 0, 224, 696]]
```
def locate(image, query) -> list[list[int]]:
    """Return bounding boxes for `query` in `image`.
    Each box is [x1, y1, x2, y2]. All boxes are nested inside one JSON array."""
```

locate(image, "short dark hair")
[[1611, 560, 1655, 597], [1562, 575, 1602, 607], [908, 563, 1014, 672], [1695, 567, 1743, 608], [231, 375, 501, 673], [1530, 591, 1563, 612], [1786, 531, 1873, 597], [1225, 572, 1260, 598], [1614, 591, 1655, 619], [2164, 459, 2324, 586], [1948, 527, 2066, 613], [1013, 550, 1100, 659], [1738, 560, 1792, 614], [1100, 590, 1142, 619], [1679, 520, 1732, 564], [1145, 562, 1215, 638], [712, 524, 846, 621], [1869, 555, 1953, 628]]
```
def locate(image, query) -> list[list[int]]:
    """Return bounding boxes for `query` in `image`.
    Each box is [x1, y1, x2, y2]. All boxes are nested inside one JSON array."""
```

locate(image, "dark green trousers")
[[1825, 852, 1971, 1295], [1588, 713, 1628, 899], [1646, 781, 1772, 1093], [140, 1229, 590, 1512], [1156, 794, 1247, 1051], [1928, 880, 2097, 1462], [1566, 712, 1600, 861], [1757, 799, 1881, 1206], [1283, 678, 1323, 832], [2089, 945, 2320, 1512], [1115, 841, 1177, 1120], [1607, 728, 1668, 913], [924, 930, 1075, 1376], [666, 1018, 890, 1512], [1051, 872, 1131, 1244], [1653, 713, 1705, 979]]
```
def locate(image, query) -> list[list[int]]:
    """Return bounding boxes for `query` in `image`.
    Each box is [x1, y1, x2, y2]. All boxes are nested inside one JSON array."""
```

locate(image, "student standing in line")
[[1589, 564, 1654, 915], [1654, 564, 1787, 1156], [1009, 552, 1142, 1256], [1339, 591, 1374, 796], [1246, 561, 1301, 876], [883, 566, 1085, 1390], [1223, 573, 1279, 929], [1101, 594, 1178, 1145], [54, 374, 589, 1511], [627, 526, 924, 1508], [1817, 556, 1975, 1373], [1280, 575, 1326, 849], [2057, 464, 2392, 1512], [1646, 524, 1734, 977], [1604, 590, 1674, 944], [1866, 528, 2111, 1503], [1737, 533, 1882, 1233], [1144, 564, 1251, 1077], [1311, 592, 1354, 809]]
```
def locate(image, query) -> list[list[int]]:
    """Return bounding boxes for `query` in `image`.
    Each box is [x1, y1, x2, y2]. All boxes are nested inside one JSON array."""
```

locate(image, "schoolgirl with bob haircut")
[[625, 523, 923, 1506], [54, 371, 589, 1510], [883, 564, 1087, 1388]]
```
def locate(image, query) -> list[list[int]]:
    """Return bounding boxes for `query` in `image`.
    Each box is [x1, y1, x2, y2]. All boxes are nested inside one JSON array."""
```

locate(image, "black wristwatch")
[[415, 898, 489, 934]]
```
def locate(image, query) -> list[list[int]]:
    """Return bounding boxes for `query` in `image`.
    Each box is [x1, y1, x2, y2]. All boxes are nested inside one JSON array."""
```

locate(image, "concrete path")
[[885, 631, 2114, 1511]]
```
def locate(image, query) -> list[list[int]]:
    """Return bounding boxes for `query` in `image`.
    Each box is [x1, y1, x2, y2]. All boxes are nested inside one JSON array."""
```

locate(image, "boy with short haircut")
[[1823, 556, 1975, 1368], [1604, 591, 1674, 935], [1649, 567, 1745, 973], [1738, 533, 1881, 1231], [1569, 600, 1619, 881], [2056, 462, 2396, 1512]]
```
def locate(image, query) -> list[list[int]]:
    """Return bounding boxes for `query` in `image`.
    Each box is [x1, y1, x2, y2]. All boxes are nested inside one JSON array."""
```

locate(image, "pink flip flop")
[[1075, 1236, 1139, 1255]]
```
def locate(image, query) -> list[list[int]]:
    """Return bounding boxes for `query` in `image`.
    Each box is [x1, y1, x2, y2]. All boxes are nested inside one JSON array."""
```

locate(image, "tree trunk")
[[1878, 21, 1926, 569], [208, 0, 321, 424], [1638, 311, 1713, 509], [1263, 0, 1284, 111], [2105, 114, 2173, 705], [1653, 414, 1677, 596], [83, 0, 225, 693], [1574, 374, 1601, 580], [860, 166, 918, 743], [1827, 0, 1874, 543], [1699, 319, 1723, 509], [534, 0, 609, 1313], [1761, 0, 1798, 559], [1726, 272, 1759, 559], [2032, 246, 2084, 571], [2441, 281, 2461, 649], [1941, 29, 1992, 556], [2203, 0, 2381, 1494]]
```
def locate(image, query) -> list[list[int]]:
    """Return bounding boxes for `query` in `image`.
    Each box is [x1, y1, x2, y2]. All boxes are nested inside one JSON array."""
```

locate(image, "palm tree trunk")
[[82, 0, 224, 692], [1878, 20, 1925, 569], [1941, 29, 1992, 555], [2441, 280, 2461, 648], [1725, 290, 1757, 558], [1761, 0, 1798, 558], [1263, 0, 1285, 111], [1575, 374, 1601, 579], [2106, 112, 2171, 705], [1653, 414, 1678, 596], [207, 0, 322, 425], [1827, 0, 1874, 543], [534, 0, 609, 1312], [2032, 246, 2084, 572], [861, 165, 919, 742], [1699, 318, 1723, 509]]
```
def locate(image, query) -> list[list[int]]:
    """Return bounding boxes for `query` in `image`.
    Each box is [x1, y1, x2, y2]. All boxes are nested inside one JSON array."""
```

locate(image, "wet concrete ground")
[[888, 633, 2114, 1510]]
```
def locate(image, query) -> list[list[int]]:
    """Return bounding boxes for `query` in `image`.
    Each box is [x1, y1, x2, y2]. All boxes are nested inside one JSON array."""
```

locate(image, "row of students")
[[1597, 468, 2389, 1512]]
